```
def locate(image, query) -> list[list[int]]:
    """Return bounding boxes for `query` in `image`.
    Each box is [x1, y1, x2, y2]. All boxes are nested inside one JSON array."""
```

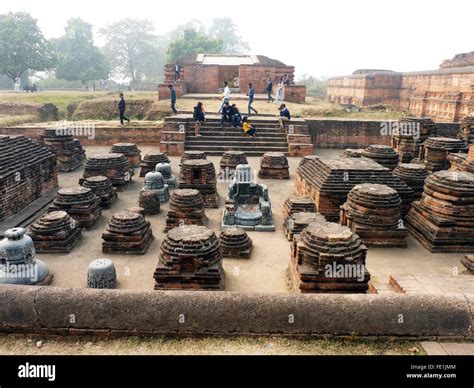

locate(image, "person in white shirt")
[[275, 79, 284, 104], [218, 81, 231, 113]]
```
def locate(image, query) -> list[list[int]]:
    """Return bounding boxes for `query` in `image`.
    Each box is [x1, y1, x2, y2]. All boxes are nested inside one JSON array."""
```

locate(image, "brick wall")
[[327, 68, 474, 121], [0, 124, 163, 146]]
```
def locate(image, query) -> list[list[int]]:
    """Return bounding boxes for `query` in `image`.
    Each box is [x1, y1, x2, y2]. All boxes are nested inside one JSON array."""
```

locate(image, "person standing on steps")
[[118, 93, 130, 126], [278, 104, 291, 130], [218, 81, 232, 113], [174, 62, 181, 81], [247, 83, 258, 116], [169, 84, 177, 114], [193, 101, 205, 137], [266, 78, 274, 103]]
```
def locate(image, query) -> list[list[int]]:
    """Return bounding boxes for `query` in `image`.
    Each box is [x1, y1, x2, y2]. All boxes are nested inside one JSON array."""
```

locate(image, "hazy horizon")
[[1, 0, 472, 78]]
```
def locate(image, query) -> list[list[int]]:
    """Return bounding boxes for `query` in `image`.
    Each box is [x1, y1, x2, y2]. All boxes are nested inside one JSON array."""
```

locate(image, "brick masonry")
[[159, 57, 306, 103], [327, 65, 474, 122], [0, 122, 163, 146]]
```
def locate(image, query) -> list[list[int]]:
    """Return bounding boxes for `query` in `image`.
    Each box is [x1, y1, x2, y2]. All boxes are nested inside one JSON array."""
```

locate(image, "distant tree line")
[[0, 13, 249, 90]]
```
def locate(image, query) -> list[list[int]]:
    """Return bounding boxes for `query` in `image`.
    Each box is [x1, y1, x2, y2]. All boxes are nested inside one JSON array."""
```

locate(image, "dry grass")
[[0, 335, 424, 356], [0, 91, 403, 123]]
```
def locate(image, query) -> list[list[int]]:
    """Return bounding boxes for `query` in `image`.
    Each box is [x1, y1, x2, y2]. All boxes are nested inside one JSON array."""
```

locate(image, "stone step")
[[185, 133, 287, 140], [186, 140, 289, 147], [184, 145, 289, 156], [185, 130, 288, 137]]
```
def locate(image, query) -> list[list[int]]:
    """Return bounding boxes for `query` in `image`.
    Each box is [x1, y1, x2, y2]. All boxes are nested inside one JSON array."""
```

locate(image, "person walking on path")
[[266, 78, 274, 103], [218, 81, 232, 113], [118, 93, 130, 126], [193, 102, 205, 137], [282, 73, 290, 85], [169, 84, 177, 114], [278, 104, 291, 129], [247, 83, 258, 116], [275, 79, 284, 104], [241, 116, 257, 138]]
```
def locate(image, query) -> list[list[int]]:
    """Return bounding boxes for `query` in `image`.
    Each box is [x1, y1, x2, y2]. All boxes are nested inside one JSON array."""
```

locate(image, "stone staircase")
[[185, 116, 289, 156], [160, 114, 313, 156]]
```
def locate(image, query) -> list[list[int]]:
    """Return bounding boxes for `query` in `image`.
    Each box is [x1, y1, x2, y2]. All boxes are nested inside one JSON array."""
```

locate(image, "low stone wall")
[[308, 119, 391, 148], [308, 119, 461, 149], [0, 122, 163, 146], [284, 85, 307, 104], [0, 285, 472, 338]]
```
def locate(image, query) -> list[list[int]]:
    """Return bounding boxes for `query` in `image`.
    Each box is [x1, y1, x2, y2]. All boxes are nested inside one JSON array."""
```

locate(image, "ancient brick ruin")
[[164, 189, 206, 232], [219, 151, 248, 171], [295, 156, 414, 221], [418, 137, 467, 172], [38, 128, 86, 172], [158, 54, 306, 103], [289, 221, 370, 293], [393, 163, 430, 201], [81, 176, 118, 209], [28, 211, 82, 253], [0, 135, 58, 223], [178, 159, 219, 208], [154, 225, 224, 291], [406, 170, 474, 252], [449, 144, 474, 173], [283, 197, 317, 218], [139, 152, 170, 177], [361, 145, 399, 170], [81, 153, 133, 191], [220, 227, 253, 259], [458, 116, 474, 145], [110, 143, 142, 167], [327, 52, 474, 122], [284, 211, 326, 241], [102, 211, 154, 255], [49, 187, 102, 229], [340, 184, 408, 248], [258, 152, 290, 179]]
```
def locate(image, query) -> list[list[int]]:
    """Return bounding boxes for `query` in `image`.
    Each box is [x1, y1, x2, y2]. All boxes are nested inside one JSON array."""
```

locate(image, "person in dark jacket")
[[220, 102, 232, 128], [169, 84, 177, 114], [266, 78, 274, 103], [174, 62, 181, 81], [278, 104, 291, 129], [247, 83, 258, 116], [193, 101, 205, 137], [230, 104, 242, 127], [118, 93, 130, 126]]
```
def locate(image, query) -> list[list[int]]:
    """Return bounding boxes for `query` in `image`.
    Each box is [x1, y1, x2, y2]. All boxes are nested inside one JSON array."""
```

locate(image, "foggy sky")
[[1, 0, 472, 78]]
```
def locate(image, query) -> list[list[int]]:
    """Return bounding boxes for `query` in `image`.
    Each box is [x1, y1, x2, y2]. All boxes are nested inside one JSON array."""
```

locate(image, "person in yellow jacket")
[[241, 116, 256, 138]]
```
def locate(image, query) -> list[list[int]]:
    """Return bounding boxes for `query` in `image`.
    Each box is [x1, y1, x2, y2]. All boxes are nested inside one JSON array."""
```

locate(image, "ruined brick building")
[[327, 52, 474, 122], [158, 54, 306, 103]]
